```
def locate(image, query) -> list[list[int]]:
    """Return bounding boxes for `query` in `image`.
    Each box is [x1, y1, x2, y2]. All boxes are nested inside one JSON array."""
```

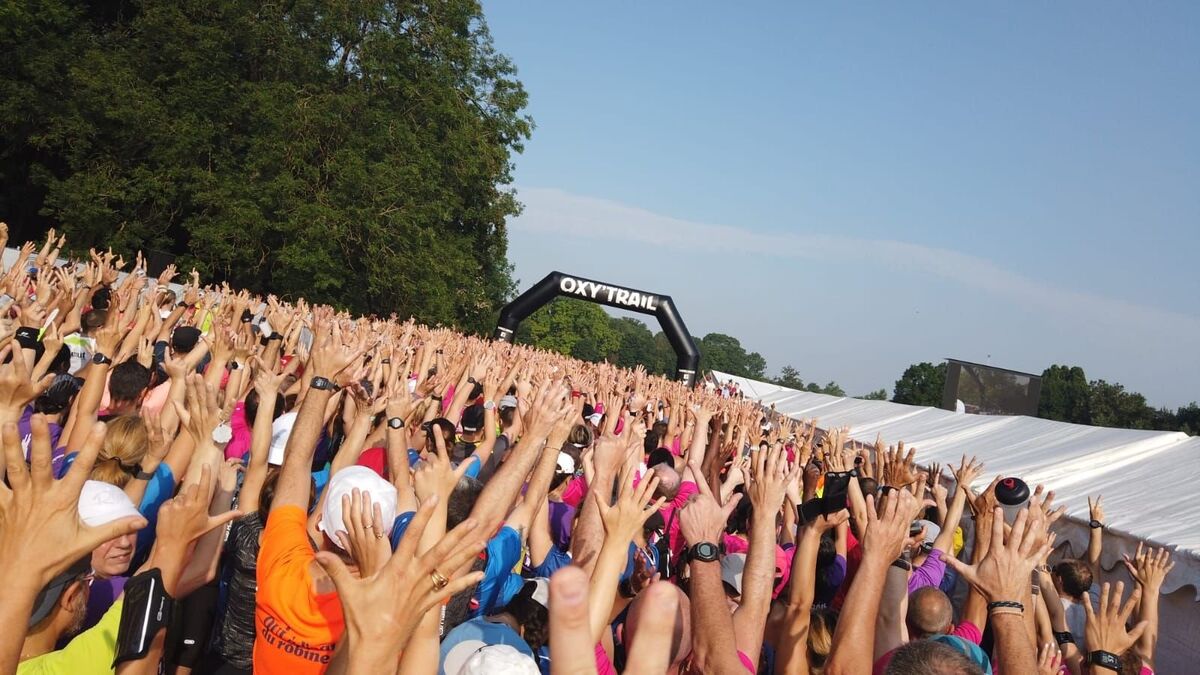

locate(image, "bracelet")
[[1053, 630, 1076, 645], [986, 600, 1024, 613], [989, 607, 1023, 617]]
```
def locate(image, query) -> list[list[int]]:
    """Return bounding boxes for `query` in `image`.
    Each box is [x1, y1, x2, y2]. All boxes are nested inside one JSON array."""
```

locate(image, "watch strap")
[[134, 468, 156, 481]]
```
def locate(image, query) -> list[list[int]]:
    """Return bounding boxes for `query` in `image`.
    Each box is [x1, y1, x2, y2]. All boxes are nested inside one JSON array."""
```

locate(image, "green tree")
[[893, 362, 947, 407], [515, 298, 619, 360], [0, 0, 530, 334], [609, 317, 659, 370], [858, 389, 889, 400], [1037, 365, 1092, 424], [1087, 380, 1153, 430], [774, 365, 805, 389], [700, 333, 766, 379], [807, 381, 845, 396]]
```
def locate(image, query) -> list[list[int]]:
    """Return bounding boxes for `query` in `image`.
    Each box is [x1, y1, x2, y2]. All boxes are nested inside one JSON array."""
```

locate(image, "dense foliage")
[[0, 0, 530, 334]]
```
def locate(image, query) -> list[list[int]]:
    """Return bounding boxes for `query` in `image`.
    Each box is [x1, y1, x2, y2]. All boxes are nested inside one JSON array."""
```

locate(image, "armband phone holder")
[[113, 568, 174, 667]]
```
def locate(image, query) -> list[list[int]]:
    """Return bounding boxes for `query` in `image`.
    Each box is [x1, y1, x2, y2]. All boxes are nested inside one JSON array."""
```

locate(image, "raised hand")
[[861, 489, 914, 563], [154, 464, 242, 552], [748, 444, 794, 515], [1123, 543, 1175, 591], [1088, 495, 1105, 525], [0, 418, 146, 589], [945, 507, 1054, 604], [315, 497, 485, 666], [1037, 642, 1062, 675], [335, 488, 392, 578], [1084, 581, 1147, 657], [952, 455, 984, 494], [597, 465, 665, 543], [679, 468, 742, 546]]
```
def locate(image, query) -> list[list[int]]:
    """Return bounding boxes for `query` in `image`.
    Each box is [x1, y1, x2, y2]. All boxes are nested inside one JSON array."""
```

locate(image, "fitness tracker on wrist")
[[1089, 519, 1104, 529], [310, 376, 339, 392], [1087, 650, 1121, 672], [689, 542, 719, 563], [92, 352, 113, 366]]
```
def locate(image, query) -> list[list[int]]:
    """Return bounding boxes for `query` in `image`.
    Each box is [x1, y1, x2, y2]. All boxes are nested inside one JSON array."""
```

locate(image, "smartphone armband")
[[113, 568, 174, 667]]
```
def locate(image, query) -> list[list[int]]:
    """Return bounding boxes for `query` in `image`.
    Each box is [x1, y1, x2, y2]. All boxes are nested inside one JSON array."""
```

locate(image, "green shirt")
[[18, 599, 123, 675]]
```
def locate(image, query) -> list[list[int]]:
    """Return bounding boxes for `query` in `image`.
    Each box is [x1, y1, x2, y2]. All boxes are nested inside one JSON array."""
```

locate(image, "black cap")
[[581, 403, 595, 419], [460, 404, 485, 433], [171, 326, 201, 353], [28, 556, 91, 628]]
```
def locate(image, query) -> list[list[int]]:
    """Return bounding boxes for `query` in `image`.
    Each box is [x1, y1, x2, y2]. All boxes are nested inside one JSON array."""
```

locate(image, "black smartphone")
[[821, 472, 851, 515], [113, 570, 172, 666]]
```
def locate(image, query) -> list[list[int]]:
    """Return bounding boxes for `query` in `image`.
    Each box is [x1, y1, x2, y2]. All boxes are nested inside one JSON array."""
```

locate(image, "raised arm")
[[271, 326, 363, 513], [677, 475, 747, 674], [1087, 495, 1104, 580], [734, 445, 794, 666], [1122, 543, 1174, 670], [466, 380, 566, 536], [825, 490, 912, 675]]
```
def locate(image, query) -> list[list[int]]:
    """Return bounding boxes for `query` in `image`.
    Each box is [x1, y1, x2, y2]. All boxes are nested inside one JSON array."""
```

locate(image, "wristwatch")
[[387, 417, 405, 430], [134, 468, 156, 481], [689, 542, 719, 563], [212, 423, 233, 444], [1087, 650, 1121, 672], [483, 400, 496, 411], [310, 376, 339, 392], [1089, 519, 1104, 529], [92, 353, 113, 366]]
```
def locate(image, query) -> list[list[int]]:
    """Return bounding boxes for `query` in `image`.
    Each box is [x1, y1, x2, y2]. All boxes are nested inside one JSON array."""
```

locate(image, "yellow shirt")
[[18, 600, 123, 674]]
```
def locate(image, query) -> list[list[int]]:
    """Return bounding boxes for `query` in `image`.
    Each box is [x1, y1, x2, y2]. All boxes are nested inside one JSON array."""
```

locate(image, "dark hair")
[[884, 640, 984, 675], [244, 389, 284, 430], [447, 476, 483, 530], [1053, 559, 1093, 598], [83, 309, 107, 331], [816, 532, 836, 569], [91, 287, 112, 311], [259, 467, 282, 513], [109, 361, 151, 403], [34, 375, 83, 417], [499, 406, 517, 427], [502, 582, 549, 652], [424, 418, 457, 453], [646, 447, 674, 470]]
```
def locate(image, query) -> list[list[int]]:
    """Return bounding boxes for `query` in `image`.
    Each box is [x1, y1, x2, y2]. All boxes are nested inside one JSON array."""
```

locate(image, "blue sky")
[[481, 1, 1200, 407]]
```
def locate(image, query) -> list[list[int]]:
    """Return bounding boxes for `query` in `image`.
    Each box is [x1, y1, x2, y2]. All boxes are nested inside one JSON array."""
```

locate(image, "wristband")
[[1053, 630, 1076, 646], [1087, 650, 1121, 672], [986, 600, 1024, 613], [890, 558, 912, 572]]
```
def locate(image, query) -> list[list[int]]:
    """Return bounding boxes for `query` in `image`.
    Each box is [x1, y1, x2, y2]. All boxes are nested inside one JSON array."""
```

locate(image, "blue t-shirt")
[[389, 511, 416, 550], [529, 545, 571, 579], [474, 526, 525, 617]]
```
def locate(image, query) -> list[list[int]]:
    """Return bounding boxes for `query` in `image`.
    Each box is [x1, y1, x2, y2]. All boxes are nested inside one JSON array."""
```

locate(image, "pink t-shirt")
[[595, 641, 617, 675], [561, 476, 588, 508], [224, 402, 251, 460], [661, 481, 699, 560]]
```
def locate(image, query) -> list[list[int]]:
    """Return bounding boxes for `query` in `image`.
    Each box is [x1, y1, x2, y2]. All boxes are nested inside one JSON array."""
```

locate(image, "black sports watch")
[[92, 353, 113, 366], [1089, 519, 1104, 529], [689, 542, 719, 563], [310, 376, 339, 392], [387, 417, 405, 430], [1087, 650, 1121, 672]]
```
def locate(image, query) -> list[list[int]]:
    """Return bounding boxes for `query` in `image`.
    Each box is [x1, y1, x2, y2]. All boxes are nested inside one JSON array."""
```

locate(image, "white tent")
[[712, 371, 1200, 673]]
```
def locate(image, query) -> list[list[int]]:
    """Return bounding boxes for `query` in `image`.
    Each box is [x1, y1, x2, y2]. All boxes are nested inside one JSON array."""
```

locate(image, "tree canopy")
[[0, 0, 530, 334], [892, 361, 947, 407]]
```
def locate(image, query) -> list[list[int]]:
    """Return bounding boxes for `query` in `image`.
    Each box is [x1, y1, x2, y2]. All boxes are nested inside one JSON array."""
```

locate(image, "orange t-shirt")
[[254, 506, 344, 674]]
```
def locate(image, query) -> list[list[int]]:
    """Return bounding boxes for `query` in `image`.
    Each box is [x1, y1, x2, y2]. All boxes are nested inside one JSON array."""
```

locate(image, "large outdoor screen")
[[941, 359, 1042, 417]]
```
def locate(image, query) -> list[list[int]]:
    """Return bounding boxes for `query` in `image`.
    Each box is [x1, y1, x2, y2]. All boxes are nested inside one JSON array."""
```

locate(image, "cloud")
[[510, 186, 1200, 338]]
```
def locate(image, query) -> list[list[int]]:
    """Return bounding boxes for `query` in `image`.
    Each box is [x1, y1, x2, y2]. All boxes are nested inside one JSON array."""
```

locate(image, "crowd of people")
[[0, 226, 1176, 675]]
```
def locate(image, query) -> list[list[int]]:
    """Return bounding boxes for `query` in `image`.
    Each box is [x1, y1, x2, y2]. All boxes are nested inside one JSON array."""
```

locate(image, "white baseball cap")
[[457, 644, 539, 675], [318, 466, 398, 549], [267, 411, 298, 466], [78, 480, 142, 526]]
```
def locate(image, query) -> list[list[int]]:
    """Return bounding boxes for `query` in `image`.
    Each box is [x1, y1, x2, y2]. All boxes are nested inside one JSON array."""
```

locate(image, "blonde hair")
[[808, 607, 836, 673], [89, 416, 149, 488]]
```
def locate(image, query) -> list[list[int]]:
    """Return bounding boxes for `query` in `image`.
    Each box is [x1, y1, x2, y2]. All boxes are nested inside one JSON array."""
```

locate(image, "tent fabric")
[[714, 370, 1200, 673], [712, 371, 1200, 596]]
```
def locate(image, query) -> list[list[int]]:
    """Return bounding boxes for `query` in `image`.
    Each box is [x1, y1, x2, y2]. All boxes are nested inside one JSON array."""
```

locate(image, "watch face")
[[693, 542, 719, 562], [388, 418, 404, 429]]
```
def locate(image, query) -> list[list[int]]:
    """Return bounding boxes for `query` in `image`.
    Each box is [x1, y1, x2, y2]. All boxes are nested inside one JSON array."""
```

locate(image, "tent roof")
[[712, 371, 1200, 600]]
